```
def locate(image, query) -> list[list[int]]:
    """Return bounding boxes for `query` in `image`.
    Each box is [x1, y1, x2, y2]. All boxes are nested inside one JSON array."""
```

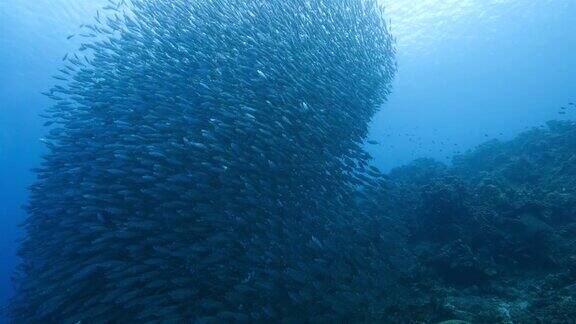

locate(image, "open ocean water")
[[1, 0, 575, 322]]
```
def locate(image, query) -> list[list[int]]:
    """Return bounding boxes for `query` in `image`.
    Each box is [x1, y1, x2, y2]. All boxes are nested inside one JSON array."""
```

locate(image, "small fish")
[[12, 0, 397, 322]]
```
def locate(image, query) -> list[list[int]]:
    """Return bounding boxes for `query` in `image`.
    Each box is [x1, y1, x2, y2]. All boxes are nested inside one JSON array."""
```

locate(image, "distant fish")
[[367, 140, 379, 145]]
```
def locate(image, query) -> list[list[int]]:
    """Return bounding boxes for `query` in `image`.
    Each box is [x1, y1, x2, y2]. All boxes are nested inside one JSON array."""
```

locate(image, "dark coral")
[[377, 120, 576, 323]]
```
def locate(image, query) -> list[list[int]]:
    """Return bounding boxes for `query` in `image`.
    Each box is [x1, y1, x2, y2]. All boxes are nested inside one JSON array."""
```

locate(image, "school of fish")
[[10, 0, 396, 322]]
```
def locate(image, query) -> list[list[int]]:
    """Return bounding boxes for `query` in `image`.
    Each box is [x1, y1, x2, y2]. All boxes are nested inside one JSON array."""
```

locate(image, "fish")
[[10, 0, 396, 322]]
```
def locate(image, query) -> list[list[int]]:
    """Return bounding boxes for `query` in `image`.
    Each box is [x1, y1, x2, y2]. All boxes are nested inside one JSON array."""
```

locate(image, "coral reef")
[[377, 120, 576, 323]]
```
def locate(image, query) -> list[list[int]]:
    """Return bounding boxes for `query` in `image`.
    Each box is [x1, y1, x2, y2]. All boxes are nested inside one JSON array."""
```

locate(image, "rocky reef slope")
[[377, 120, 576, 323]]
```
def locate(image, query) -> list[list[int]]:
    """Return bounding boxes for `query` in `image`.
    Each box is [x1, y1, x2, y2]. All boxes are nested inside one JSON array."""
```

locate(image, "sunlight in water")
[[380, 0, 561, 56]]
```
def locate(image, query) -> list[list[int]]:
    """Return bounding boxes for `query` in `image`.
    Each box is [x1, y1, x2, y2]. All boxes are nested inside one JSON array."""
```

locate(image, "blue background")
[[1, 1, 575, 321]]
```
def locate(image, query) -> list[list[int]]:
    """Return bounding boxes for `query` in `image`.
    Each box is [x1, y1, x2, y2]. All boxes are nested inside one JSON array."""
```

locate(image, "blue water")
[[1, 2, 108, 319], [0, 0, 575, 321], [369, 0, 576, 170]]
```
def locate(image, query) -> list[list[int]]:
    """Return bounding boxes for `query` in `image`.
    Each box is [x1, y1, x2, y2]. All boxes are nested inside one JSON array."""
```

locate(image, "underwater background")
[[0, 0, 575, 322]]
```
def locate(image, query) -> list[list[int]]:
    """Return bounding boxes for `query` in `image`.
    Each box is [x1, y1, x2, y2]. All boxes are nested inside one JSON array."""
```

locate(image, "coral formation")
[[376, 120, 576, 322]]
